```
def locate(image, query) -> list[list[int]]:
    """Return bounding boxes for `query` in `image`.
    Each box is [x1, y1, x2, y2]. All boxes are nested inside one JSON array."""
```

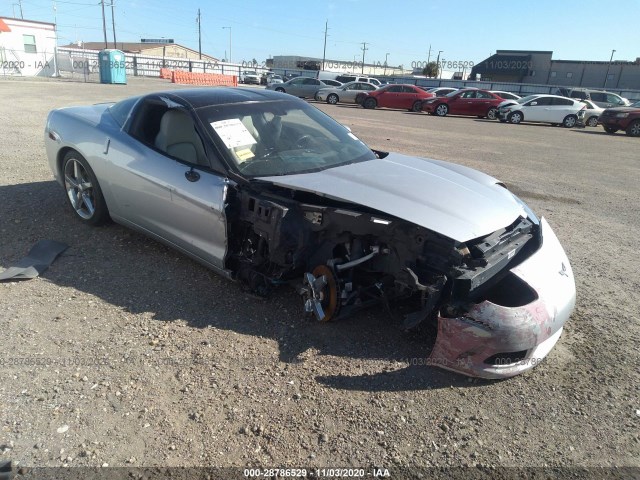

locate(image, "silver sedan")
[[316, 81, 378, 104], [265, 77, 329, 99]]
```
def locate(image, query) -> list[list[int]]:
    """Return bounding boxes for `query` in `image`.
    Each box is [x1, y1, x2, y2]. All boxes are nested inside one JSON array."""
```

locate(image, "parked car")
[[44, 87, 575, 379], [266, 75, 284, 86], [360, 84, 434, 112], [598, 100, 640, 136], [421, 89, 504, 119], [577, 100, 604, 127], [316, 81, 378, 104], [490, 91, 521, 101], [240, 71, 260, 85], [335, 74, 381, 86], [261, 72, 283, 85], [555, 88, 630, 109], [426, 87, 458, 97], [266, 77, 329, 98], [497, 95, 585, 128]]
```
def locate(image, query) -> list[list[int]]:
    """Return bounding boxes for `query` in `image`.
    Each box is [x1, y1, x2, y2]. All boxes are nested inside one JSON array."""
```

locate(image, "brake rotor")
[[312, 264, 340, 322]]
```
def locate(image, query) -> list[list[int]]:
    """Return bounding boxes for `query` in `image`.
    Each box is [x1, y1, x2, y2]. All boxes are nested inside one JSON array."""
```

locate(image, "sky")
[[4, 0, 639, 68]]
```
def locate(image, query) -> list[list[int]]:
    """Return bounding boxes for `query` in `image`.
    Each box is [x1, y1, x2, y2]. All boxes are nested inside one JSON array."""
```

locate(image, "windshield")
[[197, 99, 375, 177], [631, 100, 640, 108]]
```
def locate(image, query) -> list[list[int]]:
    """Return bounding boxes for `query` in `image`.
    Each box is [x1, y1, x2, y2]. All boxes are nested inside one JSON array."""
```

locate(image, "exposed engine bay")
[[225, 179, 541, 329]]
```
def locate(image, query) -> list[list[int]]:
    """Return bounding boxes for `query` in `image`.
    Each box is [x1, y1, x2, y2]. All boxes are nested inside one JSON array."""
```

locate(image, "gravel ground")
[[0, 77, 639, 478]]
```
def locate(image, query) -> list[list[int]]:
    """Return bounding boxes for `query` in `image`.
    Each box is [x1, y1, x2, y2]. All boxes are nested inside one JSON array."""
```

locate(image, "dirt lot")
[[0, 77, 639, 478]]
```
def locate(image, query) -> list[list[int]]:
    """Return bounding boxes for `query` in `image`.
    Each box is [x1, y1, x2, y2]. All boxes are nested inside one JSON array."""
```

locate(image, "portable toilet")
[[99, 49, 127, 84]]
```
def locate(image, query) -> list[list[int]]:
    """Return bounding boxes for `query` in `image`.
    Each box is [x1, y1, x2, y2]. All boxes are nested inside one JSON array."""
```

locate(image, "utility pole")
[[383, 52, 389, 75], [427, 44, 431, 64], [222, 26, 231, 63], [321, 20, 328, 71], [360, 42, 368, 74], [436, 50, 443, 78], [18, 0, 24, 18], [110, 1, 116, 49], [603, 49, 616, 88], [100, 0, 108, 49], [197, 9, 202, 60], [52, 0, 59, 77]]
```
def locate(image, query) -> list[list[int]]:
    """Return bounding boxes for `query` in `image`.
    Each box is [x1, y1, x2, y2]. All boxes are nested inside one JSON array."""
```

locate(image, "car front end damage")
[[225, 164, 575, 379]]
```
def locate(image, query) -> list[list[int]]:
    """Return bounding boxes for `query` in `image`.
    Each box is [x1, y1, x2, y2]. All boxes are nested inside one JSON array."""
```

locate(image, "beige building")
[[63, 42, 218, 63]]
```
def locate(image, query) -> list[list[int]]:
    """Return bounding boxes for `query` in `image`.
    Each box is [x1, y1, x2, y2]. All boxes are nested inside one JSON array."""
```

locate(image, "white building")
[[0, 17, 57, 76]]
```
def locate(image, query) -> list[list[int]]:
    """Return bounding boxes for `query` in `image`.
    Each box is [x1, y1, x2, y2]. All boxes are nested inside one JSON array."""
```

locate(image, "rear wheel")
[[275, 87, 285, 93], [562, 114, 577, 128], [508, 111, 523, 124], [487, 107, 498, 120], [410, 100, 423, 112], [603, 126, 619, 134], [62, 150, 109, 226], [435, 104, 448, 117], [626, 120, 640, 137], [586, 116, 599, 127], [363, 98, 377, 109], [327, 93, 339, 105]]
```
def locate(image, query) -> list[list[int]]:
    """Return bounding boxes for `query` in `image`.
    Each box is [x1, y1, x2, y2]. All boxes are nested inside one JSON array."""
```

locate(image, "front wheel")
[[434, 104, 448, 117], [62, 150, 109, 226], [626, 120, 640, 137], [508, 111, 523, 124], [363, 98, 377, 109], [327, 93, 339, 105], [275, 87, 285, 93], [486, 107, 498, 120], [562, 114, 577, 128], [603, 126, 619, 134], [410, 101, 423, 112]]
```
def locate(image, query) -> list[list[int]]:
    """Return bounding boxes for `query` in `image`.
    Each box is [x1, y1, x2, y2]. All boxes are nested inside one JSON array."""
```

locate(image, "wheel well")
[[57, 147, 76, 178]]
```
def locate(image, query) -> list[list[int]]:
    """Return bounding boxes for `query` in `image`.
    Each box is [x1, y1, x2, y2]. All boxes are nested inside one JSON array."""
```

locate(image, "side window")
[[402, 86, 417, 93], [527, 96, 551, 106], [476, 91, 492, 99], [363, 84, 376, 91], [551, 98, 574, 106], [460, 91, 477, 99], [387, 85, 403, 93], [605, 93, 622, 104], [302, 78, 318, 85], [109, 96, 140, 127], [23, 34, 37, 53], [589, 92, 606, 102], [570, 90, 588, 100], [290, 78, 305, 85]]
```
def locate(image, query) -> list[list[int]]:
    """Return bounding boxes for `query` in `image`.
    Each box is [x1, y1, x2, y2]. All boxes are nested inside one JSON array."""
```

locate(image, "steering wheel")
[[295, 134, 315, 149]]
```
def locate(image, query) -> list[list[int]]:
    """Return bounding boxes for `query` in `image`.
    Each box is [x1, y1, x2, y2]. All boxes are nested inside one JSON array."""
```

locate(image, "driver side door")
[[106, 98, 229, 270]]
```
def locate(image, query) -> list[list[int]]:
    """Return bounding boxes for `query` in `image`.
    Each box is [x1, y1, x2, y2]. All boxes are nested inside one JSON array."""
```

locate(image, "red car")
[[421, 88, 504, 119], [360, 84, 434, 112], [598, 100, 640, 136]]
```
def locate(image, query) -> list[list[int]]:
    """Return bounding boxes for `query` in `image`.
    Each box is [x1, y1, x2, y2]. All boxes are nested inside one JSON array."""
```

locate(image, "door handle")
[[185, 168, 200, 182]]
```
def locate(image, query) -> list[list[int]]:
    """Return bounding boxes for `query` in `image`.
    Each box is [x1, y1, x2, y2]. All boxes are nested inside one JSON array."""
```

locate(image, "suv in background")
[[240, 71, 260, 85], [335, 75, 381, 86], [556, 88, 629, 108], [599, 100, 640, 136]]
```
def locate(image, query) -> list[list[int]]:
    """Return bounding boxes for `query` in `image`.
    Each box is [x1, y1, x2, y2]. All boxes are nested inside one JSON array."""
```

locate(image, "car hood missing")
[[258, 153, 525, 242]]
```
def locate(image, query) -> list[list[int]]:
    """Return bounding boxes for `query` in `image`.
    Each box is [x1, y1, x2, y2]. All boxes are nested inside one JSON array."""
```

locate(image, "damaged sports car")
[[45, 88, 575, 379]]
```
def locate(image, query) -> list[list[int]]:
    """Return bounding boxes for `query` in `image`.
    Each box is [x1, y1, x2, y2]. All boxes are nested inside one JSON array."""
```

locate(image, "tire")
[[62, 150, 109, 226], [626, 120, 640, 137], [363, 98, 377, 109], [603, 126, 619, 134], [562, 114, 577, 128], [486, 107, 498, 120], [275, 87, 285, 93], [434, 104, 448, 117], [411, 101, 422, 112], [508, 111, 523, 124], [327, 93, 339, 105], [586, 116, 599, 127]]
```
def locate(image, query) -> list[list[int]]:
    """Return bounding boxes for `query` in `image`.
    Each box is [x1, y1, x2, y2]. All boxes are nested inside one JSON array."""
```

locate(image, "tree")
[[422, 61, 438, 77]]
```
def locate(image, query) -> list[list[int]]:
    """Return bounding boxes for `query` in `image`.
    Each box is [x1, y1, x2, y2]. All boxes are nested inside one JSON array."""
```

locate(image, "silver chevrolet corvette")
[[45, 88, 575, 379]]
